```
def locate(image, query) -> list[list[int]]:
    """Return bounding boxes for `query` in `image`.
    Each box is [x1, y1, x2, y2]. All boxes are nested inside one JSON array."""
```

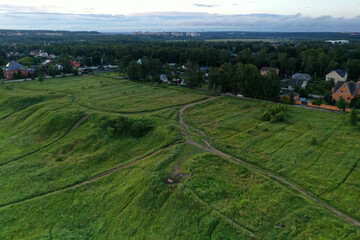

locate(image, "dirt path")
[[0, 142, 181, 209], [180, 97, 360, 228], [0, 114, 89, 167]]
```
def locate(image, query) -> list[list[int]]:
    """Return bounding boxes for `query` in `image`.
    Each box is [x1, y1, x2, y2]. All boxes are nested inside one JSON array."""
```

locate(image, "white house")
[[160, 74, 168, 83], [325, 70, 348, 84]]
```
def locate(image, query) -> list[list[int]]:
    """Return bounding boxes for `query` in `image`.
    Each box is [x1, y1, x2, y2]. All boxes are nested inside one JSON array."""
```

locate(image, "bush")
[[349, 109, 358, 126], [310, 137, 317, 146], [261, 104, 285, 123], [312, 98, 323, 106], [101, 116, 153, 138]]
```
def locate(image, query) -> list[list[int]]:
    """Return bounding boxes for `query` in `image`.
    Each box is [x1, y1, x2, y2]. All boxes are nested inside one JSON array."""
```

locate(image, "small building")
[[55, 64, 63, 70], [42, 60, 53, 66], [288, 78, 308, 90], [292, 73, 312, 81], [160, 74, 168, 83], [326, 70, 348, 84], [3, 61, 33, 80], [48, 54, 57, 59], [260, 66, 279, 76], [332, 81, 360, 103], [71, 61, 80, 68], [325, 40, 349, 44], [280, 92, 300, 101]]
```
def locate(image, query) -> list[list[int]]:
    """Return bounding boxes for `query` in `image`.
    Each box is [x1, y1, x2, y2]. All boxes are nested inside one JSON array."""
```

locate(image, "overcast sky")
[[0, 0, 360, 32]]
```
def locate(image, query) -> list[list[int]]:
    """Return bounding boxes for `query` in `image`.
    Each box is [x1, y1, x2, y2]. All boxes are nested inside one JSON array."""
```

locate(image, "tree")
[[218, 63, 233, 92], [233, 62, 244, 93], [127, 60, 142, 81], [38, 72, 44, 82], [48, 65, 57, 77], [336, 97, 348, 111], [59, 55, 72, 74], [184, 61, 202, 88], [73, 68, 79, 76], [17, 56, 34, 67], [141, 57, 162, 81], [349, 109, 358, 126], [312, 98, 323, 106], [289, 93, 295, 105], [208, 67, 220, 93]]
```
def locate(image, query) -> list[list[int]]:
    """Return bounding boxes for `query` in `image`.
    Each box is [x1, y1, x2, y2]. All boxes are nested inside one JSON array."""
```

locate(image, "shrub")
[[312, 98, 323, 106], [349, 109, 358, 126], [101, 116, 153, 138], [261, 104, 285, 123], [310, 137, 317, 146]]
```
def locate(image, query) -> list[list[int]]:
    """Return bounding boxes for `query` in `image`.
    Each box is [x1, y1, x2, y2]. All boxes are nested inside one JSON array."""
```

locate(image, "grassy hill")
[[184, 97, 360, 221], [1, 75, 360, 239]]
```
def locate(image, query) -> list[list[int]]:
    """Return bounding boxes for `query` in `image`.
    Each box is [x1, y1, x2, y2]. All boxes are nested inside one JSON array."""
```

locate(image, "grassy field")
[[19, 75, 209, 113], [184, 97, 360, 220], [1, 75, 360, 239]]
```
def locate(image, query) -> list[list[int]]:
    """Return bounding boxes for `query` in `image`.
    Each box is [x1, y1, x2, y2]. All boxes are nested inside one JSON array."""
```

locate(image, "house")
[[292, 73, 312, 81], [3, 61, 33, 80], [42, 60, 53, 66], [326, 70, 348, 84], [200, 66, 209, 72], [332, 81, 360, 103], [288, 78, 308, 90], [38, 50, 48, 58], [55, 64, 63, 70], [160, 74, 168, 83], [71, 61, 80, 68], [325, 40, 349, 44], [280, 92, 300, 101], [171, 78, 182, 84], [48, 54, 57, 59], [260, 66, 279, 75]]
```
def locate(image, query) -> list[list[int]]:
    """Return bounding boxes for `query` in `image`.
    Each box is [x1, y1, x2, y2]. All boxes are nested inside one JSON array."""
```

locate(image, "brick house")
[[3, 61, 33, 80], [71, 61, 80, 68], [332, 81, 360, 103], [260, 66, 279, 76]]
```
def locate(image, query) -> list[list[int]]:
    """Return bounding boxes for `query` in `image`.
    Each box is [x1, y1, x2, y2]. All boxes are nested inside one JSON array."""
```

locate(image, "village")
[[2, 50, 359, 113]]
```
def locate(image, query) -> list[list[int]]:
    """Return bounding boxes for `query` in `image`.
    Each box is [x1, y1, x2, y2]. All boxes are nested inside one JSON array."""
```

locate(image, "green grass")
[[1, 77, 360, 239], [184, 96, 360, 220], [19, 75, 209, 113], [1, 144, 358, 239]]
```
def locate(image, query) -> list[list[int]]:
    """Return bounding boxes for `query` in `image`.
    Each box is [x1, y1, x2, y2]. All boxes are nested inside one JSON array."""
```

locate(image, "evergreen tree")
[[349, 109, 358, 126], [127, 60, 142, 81], [208, 67, 220, 93], [184, 61, 202, 88]]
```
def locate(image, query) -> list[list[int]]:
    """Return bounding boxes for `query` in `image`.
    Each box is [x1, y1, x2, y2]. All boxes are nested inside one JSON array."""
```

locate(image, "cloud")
[[193, 4, 221, 8], [0, 11, 360, 32]]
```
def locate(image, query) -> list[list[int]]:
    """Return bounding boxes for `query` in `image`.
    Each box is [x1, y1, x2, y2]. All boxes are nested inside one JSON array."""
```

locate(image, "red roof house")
[[71, 61, 80, 68]]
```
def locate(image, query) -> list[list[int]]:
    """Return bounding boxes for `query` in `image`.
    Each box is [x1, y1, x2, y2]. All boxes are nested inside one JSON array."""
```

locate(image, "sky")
[[0, 0, 360, 32]]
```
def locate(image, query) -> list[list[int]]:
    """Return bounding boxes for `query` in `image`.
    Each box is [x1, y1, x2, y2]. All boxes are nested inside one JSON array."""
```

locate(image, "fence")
[[294, 100, 351, 112]]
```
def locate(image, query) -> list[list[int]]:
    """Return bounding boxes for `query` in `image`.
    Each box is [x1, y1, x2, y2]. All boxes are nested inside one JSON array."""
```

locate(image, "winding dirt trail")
[[0, 114, 89, 167], [179, 97, 360, 228], [0, 142, 181, 209]]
